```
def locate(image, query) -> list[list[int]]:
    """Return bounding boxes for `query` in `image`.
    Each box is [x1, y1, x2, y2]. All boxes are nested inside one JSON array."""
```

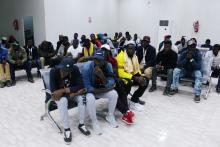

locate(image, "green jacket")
[[8, 47, 27, 64]]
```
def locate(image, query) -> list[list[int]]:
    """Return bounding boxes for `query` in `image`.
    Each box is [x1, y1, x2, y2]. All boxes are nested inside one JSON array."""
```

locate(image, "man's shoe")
[[92, 123, 102, 135], [28, 78, 34, 83], [6, 80, 12, 87], [129, 101, 144, 112], [106, 114, 119, 128], [168, 88, 178, 96], [194, 95, 201, 103], [78, 124, 91, 136], [0, 81, 5, 88], [64, 128, 72, 145], [149, 85, 157, 92], [11, 80, 16, 86], [163, 87, 170, 95], [37, 71, 41, 77], [121, 111, 134, 125], [138, 99, 146, 105]]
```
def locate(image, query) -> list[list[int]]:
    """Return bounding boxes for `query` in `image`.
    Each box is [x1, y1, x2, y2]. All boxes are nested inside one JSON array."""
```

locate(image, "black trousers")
[[114, 78, 132, 114], [10, 61, 33, 81], [131, 74, 149, 103]]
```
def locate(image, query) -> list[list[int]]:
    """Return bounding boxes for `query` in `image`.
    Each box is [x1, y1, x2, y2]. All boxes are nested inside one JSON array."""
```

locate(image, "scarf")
[[83, 43, 94, 57], [124, 51, 140, 75]]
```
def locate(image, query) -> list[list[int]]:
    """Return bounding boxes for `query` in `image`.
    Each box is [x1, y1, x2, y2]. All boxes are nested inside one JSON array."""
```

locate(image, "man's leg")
[[95, 90, 118, 128], [9, 63, 16, 85], [40, 57, 45, 69], [75, 95, 91, 136], [86, 93, 102, 135], [24, 61, 34, 82], [169, 68, 185, 95], [5, 63, 11, 82], [192, 70, 202, 103], [149, 66, 157, 92], [55, 97, 72, 144], [163, 69, 173, 95], [35, 59, 42, 77], [0, 64, 5, 87]]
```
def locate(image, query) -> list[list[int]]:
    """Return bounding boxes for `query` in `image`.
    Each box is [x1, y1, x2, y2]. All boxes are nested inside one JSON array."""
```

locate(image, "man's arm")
[[8, 48, 16, 64], [21, 48, 27, 63], [191, 51, 202, 70]]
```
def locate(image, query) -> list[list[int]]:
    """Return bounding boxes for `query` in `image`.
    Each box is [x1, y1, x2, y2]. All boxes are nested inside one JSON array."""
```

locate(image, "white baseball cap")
[[101, 44, 111, 50]]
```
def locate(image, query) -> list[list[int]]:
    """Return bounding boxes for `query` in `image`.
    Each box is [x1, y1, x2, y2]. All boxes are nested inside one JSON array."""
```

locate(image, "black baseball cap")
[[57, 57, 74, 72]]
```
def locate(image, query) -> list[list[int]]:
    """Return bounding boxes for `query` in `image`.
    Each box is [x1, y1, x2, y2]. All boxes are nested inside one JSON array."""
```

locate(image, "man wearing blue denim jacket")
[[169, 39, 202, 103], [81, 50, 119, 131]]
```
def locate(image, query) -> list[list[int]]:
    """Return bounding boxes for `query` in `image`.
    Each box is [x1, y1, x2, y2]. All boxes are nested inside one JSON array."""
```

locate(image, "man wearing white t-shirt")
[[67, 41, 82, 61]]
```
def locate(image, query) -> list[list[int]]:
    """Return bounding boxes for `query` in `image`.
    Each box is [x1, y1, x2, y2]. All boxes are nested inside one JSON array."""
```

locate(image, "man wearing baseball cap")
[[81, 50, 119, 131], [169, 38, 202, 103], [50, 57, 92, 144]]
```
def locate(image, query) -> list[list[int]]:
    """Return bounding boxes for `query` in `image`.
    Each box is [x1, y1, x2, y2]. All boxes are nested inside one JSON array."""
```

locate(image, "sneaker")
[[78, 124, 91, 136], [64, 128, 72, 145], [163, 87, 170, 95], [6, 80, 12, 87], [92, 123, 102, 135], [106, 114, 119, 128], [121, 111, 133, 125], [138, 99, 146, 105], [194, 95, 200, 103], [0, 81, 5, 88], [149, 85, 157, 92], [11, 80, 16, 86], [129, 101, 144, 112], [168, 88, 178, 96], [28, 78, 34, 83]]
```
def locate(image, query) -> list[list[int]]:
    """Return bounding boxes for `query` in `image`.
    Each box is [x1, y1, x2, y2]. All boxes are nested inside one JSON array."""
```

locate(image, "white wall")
[[119, 0, 220, 47], [44, 0, 119, 46], [0, 0, 46, 46]]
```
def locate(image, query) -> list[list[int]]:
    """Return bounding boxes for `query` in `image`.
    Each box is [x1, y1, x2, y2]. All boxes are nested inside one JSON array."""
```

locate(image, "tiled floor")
[[1, 70, 220, 147]]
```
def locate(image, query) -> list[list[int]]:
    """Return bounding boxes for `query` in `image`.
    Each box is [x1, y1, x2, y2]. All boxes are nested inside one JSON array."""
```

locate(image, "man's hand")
[[187, 51, 193, 60], [52, 89, 65, 101], [77, 88, 87, 95], [134, 76, 147, 86]]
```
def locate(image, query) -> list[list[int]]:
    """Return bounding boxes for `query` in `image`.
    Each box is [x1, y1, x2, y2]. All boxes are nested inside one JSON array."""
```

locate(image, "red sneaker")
[[122, 112, 133, 125], [129, 110, 135, 117]]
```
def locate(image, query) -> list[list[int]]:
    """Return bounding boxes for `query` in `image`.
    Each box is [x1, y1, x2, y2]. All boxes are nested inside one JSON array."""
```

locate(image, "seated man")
[[169, 39, 202, 103], [50, 57, 92, 144], [38, 41, 55, 68], [151, 40, 178, 95], [136, 36, 156, 92], [202, 44, 220, 92], [81, 51, 119, 128], [201, 39, 213, 50], [101, 44, 135, 124], [78, 39, 97, 62], [67, 39, 82, 63], [8, 42, 34, 85], [0, 44, 11, 88], [116, 42, 149, 111], [24, 39, 42, 77], [90, 33, 102, 48]]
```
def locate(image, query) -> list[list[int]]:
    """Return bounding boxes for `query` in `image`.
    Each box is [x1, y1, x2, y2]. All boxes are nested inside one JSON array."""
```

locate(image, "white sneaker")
[[105, 114, 119, 128], [92, 123, 102, 135], [129, 101, 144, 112]]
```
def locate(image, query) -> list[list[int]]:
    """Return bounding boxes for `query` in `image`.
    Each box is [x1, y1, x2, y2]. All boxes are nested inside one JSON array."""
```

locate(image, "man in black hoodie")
[[151, 40, 178, 95]]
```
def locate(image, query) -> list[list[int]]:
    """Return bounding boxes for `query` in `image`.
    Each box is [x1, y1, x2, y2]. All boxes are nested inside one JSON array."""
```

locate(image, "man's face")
[[188, 44, 196, 50], [90, 34, 95, 41], [73, 41, 79, 49], [142, 40, 149, 48], [164, 44, 171, 51], [74, 33, 78, 39], [126, 45, 135, 57], [213, 48, 219, 56], [181, 38, 185, 45], [60, 69, 70, 79], [27, 40, 33, 47]]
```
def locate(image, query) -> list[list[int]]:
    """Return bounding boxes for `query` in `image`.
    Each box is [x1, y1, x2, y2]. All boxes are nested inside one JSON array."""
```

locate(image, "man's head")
[[101, 44, 111, 58], [118, 32, 122, 38], [213, 44, 220, 56], [1, 37, 7, 45], [72, 40, 79, 49], [134, 34, 138, 40], [205, 39, 211, 45], [115, 32, 118, 37], [27, 39, 33, 47], [59, 35, 64, 42], [90, 34, 96, 42], [12, 42, 20, 51], [83, 39, 91, 49], [126, 43, 136, 58], [57, 57, 74, 78], [164, 35, 171, 41], [141, 36, 150, 48], [93, 50, 105, 67], [187, 38, 197, 50], [164, 40, 172, 52], [74, 33, 78, 39], [81, 35, 86, 41], [125, 32, 131, 40], [181, 36, 186, 45]]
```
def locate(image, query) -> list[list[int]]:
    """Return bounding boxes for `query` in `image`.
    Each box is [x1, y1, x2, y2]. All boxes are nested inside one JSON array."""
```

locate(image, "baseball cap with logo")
[[57, 57, 74, 72], [101, 44, 110, 51], [93, 50, 105, 60]]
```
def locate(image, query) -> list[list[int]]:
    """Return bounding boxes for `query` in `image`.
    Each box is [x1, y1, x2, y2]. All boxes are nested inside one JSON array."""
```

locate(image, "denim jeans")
[[171, 68, 202, 95], [27, 59, 42, 72]]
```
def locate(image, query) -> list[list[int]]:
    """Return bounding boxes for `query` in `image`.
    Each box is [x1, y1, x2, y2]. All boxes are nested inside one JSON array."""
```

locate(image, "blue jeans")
[[27, 59, 42, 72], [171, 68, 202, 95]]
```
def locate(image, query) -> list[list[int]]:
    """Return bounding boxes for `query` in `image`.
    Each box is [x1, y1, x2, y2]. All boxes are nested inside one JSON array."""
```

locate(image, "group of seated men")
[[1, 32, 220, 144]]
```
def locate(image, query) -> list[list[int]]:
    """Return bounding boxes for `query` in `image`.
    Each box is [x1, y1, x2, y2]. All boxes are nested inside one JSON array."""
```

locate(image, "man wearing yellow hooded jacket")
[[116, 42, 149, 112]]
